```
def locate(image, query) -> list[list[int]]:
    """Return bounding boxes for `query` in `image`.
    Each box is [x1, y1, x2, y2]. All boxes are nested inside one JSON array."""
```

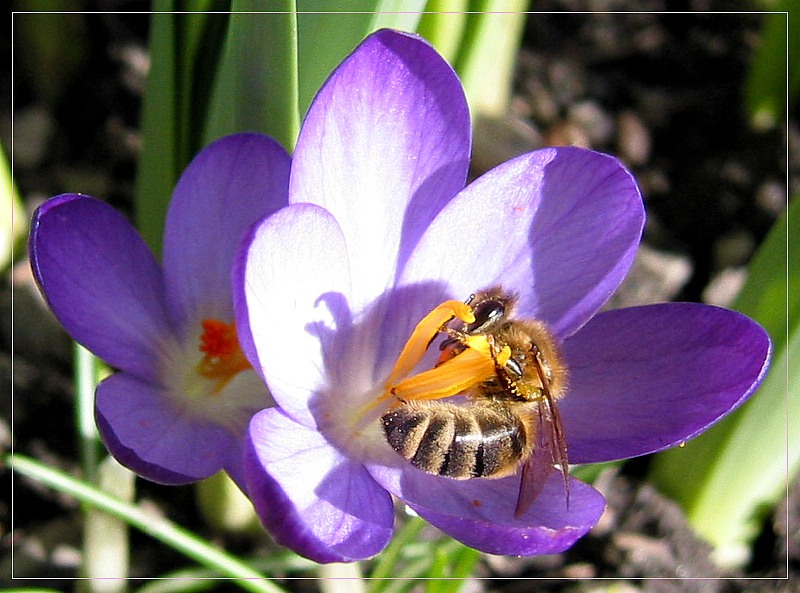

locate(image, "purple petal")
[[560, 303, 772, 464], [368, 463, 604, 555], [245, 408, 394, 563], [163, 133, 290, 331], [291, 29, 471, 311], [29, 194, 170, 381], [234, 203, 351, 428], [399, 147, 644, 337], [95, 372, 239, 484]]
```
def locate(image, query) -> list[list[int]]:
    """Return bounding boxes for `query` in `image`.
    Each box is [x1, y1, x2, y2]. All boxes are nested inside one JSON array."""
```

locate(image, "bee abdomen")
[[440, 410, 482, 478], [474, 406, 527, 477], [381, 402, 530, 479]]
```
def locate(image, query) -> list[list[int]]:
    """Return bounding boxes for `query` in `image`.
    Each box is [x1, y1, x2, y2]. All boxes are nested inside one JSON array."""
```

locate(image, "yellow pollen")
[[196, 319, 252, 394], [357, 298, 507, 424], [389, 343, 506, 401], [382, 299, 475, 390]]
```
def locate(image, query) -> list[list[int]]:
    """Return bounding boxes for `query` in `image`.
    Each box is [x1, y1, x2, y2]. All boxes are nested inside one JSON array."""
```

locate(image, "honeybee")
[[380, 287, 570, 515]]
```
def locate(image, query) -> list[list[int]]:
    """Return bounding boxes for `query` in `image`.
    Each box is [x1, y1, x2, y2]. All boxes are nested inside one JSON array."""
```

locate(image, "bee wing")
[[545, 395, 570, 499], [514, 397, 570, 518], [514, 440, 555, 518]]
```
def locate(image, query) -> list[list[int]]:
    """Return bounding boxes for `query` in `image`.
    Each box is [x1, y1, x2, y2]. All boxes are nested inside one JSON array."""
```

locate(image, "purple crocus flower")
[[29, 133, 290, 486], [235, 30, 771, 562]]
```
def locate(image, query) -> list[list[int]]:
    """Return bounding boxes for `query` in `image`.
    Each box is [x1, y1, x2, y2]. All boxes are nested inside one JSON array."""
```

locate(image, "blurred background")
[[3, 1, 796, 591]]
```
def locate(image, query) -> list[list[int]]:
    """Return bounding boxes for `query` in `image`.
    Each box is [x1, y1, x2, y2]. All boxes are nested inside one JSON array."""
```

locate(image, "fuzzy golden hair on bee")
[[377, 286, 571, 515]]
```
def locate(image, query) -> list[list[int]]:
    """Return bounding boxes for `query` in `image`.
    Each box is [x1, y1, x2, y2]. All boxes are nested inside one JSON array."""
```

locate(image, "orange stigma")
[[196, 319, 252, 393]]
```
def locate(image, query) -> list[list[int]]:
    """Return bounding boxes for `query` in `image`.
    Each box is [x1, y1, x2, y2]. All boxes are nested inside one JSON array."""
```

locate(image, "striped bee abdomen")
[[381, 400, 533, 479]]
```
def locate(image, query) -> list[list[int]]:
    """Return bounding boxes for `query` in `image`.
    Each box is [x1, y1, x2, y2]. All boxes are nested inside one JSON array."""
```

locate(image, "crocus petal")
[[367, 464, 604, 556], [398, 147, 644, 338], [291, 29, 471, 311], [246, 409, 394, 563], [234, 203, 351, 428], [560, 303, 772, 464], [29, 194, 170, 382], [96, 372, 240, 484], [163, 133, 290, 330]]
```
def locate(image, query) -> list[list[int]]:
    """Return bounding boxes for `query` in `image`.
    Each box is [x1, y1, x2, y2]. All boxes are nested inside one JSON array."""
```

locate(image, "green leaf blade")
[[649, 196, 799, 567], [9, 454, 288, 591], [204, 2, 300, 151], [744, 5, 798, 130], [135, 9, 180, 255], [296, 2, 425, 116]]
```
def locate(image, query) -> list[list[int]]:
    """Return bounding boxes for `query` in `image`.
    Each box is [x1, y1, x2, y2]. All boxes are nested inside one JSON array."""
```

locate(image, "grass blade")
[[417, 1, 469, 64], [296, 2, 425, 116], [453, 1, 529, 117], [649, 196, 799, 567], [80, 457, 135, 587], [9, 454, 288, 592], [136, 5, 229, 254], [744, 5, 798, 130], [203, 2, 300, 151]]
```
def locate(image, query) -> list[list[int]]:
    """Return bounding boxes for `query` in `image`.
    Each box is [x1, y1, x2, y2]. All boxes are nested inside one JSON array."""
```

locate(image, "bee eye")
[[505, 357, 523, 379], [467, 300, 505, 333]]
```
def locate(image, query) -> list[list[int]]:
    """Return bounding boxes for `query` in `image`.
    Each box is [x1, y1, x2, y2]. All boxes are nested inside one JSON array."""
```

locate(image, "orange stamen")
[[383, 299, 475, 390], [196, 319, 252, 393], [390, 342, 510, 402], [373, 299, 511, 411]]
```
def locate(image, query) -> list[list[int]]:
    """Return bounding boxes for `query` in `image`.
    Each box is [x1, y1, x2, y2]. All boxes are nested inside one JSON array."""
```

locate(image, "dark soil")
[[3, 2, 796, 591]]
